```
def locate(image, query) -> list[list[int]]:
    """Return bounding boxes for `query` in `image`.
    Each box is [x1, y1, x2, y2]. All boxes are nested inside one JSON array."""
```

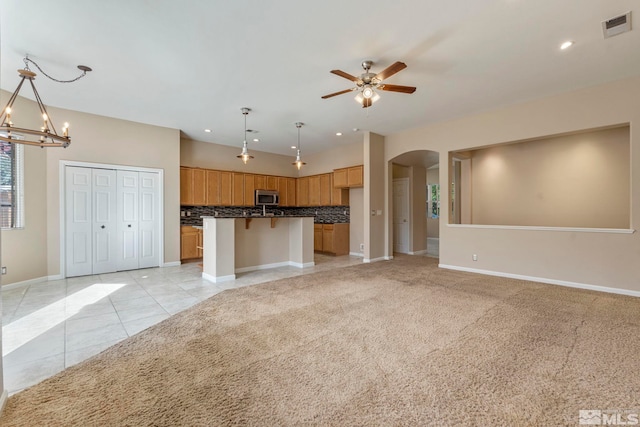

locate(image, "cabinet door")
[[278, 177, 289, 206], [347, 165, 363, 187], [219, 171, 232, 206], [192, 169, 207, 205], [322, 224, 334, 253], [332, 223, 350, 255], [266, 176, 278, 191], [180, 167, 193, 205], [287, 178, 297, 207], [332, 187, 349, 206], [297, 177, 309, 206], [244, 174, 255, 207], [181, 231, 199, 260], [333, 168, 348, 188], [254, 175, 266, 190], [320, 174, 332, 206], [309, 175, 320, 206], [206, 170, 220, 205], [314, 224, 323, 251], [197, 229, 203, 258], [232, 172, 244, 206]]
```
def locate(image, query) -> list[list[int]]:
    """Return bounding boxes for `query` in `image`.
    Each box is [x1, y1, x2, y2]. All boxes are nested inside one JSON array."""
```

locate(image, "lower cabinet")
[[181, 226, 202, 260], [314, 223, 349, 255]]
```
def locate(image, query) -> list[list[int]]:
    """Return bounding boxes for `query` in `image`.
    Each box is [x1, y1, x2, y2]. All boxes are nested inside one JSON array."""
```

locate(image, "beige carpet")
[[2, 256, 640, 426]]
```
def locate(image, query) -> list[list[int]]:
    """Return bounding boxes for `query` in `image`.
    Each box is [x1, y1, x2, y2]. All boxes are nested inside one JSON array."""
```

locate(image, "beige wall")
[[299, 141, 363, 177], [385, 74, 640, 291], [468, 126, 630, 228], [364, 132, 386, 261], [0, 91, 181, 284], [181, 138, 298, 177], [349, 187, 364, 255]]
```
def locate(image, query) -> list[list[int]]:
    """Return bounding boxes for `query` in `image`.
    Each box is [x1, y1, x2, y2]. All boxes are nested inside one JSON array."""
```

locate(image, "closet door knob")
[[101, 225, 105, 229], [128, 224, 132, 228]]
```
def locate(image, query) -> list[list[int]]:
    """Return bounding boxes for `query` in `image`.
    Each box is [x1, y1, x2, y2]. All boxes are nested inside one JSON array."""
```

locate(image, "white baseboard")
[[438, 264, 640, 298], [1, 275, 50, 290], [235, 261, 290, 273], [202, 272, 236, 283], [162, 261, 181, 267], [0, 388, 8, 417], [290, 261, 315, 268], [409, 249, 428, 255], [363, 256, 389, 263], [349, 252, 364, 257]]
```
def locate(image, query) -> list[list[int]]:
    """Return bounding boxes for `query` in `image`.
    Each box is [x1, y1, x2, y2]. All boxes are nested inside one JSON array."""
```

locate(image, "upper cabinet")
[[333, 165, 363, 188], [181, 166, 360, 207]]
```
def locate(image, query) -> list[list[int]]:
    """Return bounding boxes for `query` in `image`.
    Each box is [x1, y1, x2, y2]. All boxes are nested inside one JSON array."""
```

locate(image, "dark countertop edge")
[[200, 215, 316, 219]]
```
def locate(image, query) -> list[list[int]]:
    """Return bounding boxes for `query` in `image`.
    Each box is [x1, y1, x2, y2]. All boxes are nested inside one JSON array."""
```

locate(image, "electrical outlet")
[[1, 267, 6, 275], [359, 243, 364, 251], [472, 254, 478, 261]]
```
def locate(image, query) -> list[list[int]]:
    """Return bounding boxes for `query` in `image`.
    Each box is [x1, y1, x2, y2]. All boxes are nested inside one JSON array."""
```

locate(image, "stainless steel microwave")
[[255, 189, 279, 206]]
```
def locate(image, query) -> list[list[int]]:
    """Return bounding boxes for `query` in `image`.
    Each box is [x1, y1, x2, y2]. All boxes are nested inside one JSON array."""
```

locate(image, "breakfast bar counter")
[[201, 215, 315, 283]]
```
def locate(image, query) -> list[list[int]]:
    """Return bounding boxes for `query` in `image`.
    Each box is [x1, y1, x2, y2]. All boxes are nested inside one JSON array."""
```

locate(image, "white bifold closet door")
[[66, 166, 160, 277]]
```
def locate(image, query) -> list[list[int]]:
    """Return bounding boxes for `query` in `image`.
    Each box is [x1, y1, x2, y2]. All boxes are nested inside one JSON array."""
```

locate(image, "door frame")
[[59, 160, 165, 278]]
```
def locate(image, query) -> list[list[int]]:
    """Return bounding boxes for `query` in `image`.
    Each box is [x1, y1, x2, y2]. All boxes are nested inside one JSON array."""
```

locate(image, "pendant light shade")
[[292, 122, 306, 170], [237, 107, 254, 164]]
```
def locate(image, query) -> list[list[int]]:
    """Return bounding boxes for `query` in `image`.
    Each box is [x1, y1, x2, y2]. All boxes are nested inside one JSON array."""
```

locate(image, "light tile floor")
[[2, 254, 363, 395]]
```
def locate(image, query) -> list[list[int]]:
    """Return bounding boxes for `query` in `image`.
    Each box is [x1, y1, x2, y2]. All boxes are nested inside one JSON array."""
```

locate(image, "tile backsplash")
[[180, 205, 349, 225]]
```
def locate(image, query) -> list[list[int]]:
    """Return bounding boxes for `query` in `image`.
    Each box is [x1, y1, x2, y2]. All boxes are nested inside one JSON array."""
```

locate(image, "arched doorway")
[[389, 150, 440, 257]]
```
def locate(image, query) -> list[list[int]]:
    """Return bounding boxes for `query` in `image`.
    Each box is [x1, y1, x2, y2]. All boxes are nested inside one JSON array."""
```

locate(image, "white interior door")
[[117, 170, 139, 271], [138, 172, 160, 268], [92, 169, 118, 274], [65, 167, 93, 277], [393, 178, 410, 254]]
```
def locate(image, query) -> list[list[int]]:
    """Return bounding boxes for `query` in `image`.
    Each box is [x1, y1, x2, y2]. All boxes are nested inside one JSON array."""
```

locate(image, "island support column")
[[202, 217, 236, 282], [289, 217, 315, 268]]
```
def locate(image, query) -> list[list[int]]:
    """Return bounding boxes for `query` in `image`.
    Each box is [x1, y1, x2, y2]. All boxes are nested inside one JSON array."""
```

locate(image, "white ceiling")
[[2, 1, 639, 157]]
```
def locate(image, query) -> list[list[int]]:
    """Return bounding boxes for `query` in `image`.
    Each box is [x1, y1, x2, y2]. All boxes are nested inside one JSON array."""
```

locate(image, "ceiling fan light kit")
[[0, 55, 92, 148], [321, 60, 416, 108]]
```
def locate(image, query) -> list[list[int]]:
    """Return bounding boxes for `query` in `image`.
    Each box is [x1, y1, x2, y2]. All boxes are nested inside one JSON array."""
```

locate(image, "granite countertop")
[[201, 214, 316, 219]]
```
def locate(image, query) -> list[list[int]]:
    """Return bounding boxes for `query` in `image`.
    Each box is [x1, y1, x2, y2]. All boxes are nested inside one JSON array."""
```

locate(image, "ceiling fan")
[[321, 60, 416, 108]]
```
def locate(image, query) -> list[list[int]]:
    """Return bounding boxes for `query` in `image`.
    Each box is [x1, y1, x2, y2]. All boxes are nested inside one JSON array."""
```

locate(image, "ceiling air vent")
[[602, 11, 632, 38]]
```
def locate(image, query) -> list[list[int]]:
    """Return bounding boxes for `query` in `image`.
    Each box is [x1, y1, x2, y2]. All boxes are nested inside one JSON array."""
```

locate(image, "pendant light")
[[0, 55, 92, 148], [237, 107, 254, 164], [292, 122, 306, 170]]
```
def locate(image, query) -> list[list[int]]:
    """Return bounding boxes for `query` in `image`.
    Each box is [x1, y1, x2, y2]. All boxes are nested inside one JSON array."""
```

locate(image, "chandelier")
[[0, 55, 92, 148], [237, 107, 254, 164], [292, 122, 306, 170]]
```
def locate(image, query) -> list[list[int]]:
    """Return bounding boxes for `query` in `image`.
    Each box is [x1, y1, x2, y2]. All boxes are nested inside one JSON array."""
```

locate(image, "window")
[[1, 142, 24, 229], [427, 184, 440, 219]]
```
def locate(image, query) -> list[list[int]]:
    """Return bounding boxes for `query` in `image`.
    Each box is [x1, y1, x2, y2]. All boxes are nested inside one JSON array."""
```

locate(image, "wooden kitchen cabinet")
[[244, 174, 256, 206], [232, 172, 245, 206], [206, 170, 220, 205], [192, 168, 207, 205], [219, 171, 232, 205], [314, 223, 349, 255], [320, 174, 332, 205], [266, 176, 278, 191], [309, 175, 320, 206], [254, 175, 266, 191], [180, 167, 193, 205], [333, 165, 363, 188], [287, 178, 296, 207], [197, 228, 203, 257], [297, 176, 309, 206], [181, 226, 200, 260], [314, 224, 323, 251]]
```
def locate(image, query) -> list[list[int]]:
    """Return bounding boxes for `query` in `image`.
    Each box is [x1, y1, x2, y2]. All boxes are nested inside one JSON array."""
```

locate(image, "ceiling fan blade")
[[321, 88, 355, 99], [330, 69, 359, 82], [374, 61, 407, 81], [379, 84, 416, 94]]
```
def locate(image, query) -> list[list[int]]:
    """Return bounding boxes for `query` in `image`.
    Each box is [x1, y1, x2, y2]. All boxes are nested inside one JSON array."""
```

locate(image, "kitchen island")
[[201, 215, 315, 283]]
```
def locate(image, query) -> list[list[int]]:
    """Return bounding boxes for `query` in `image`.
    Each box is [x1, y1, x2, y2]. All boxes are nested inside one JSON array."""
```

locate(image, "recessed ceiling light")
[[291, 145, 297, 149], [204, 129, 211, 133], [352, 128, 359, 132], [253, 138, 260, 142], [560, 41, 574, 50], [336, 132, 342, 136]]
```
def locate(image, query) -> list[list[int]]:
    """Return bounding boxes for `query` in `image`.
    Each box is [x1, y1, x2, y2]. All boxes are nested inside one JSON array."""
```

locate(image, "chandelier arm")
[[24, 57, 89, 83], [0, 78, 27, 123], [29, 78, 59, 136]]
